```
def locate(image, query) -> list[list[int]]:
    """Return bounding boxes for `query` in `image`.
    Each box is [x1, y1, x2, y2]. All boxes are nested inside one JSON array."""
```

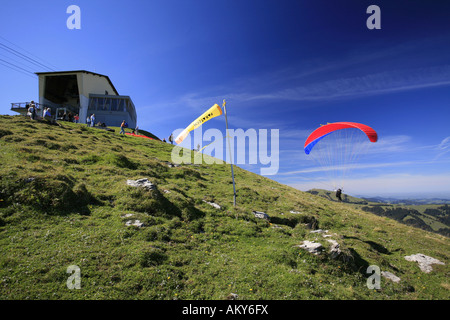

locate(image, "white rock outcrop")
[[404, 253, 445, 273], [298, 241, 323, 255], [327, 239, 341, 259], [252, 211, 270, 220], [202, 200, 221, 209], [381, 271, 401, 283], [126, 178, 156, 191], [125, 220, 144, 228]]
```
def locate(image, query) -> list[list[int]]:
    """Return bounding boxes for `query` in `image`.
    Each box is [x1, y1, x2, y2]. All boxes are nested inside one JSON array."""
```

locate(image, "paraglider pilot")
[[336, 188, 343, 202]]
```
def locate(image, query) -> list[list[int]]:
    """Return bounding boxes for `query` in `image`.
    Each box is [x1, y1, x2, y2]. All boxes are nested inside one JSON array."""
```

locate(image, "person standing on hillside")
[[336, 188, 343, 202], [90, 114, 95, 127], [43, 107, 50, 119], [28, 101, 36, 120], [168, 133, 174, 144], [120, 120, 126, 135]]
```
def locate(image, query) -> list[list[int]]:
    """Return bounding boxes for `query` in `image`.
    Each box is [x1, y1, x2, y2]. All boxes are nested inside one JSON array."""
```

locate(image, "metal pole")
[[223, 99, 236, 207]]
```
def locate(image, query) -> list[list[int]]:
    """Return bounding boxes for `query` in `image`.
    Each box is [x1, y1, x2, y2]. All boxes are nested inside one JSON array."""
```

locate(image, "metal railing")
[[11, 102, 79, 111], [11, 102, 45, 111]]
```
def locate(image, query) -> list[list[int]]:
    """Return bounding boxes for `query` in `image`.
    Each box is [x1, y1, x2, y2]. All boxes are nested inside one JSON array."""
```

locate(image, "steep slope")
[[0, 115, 448, 300]]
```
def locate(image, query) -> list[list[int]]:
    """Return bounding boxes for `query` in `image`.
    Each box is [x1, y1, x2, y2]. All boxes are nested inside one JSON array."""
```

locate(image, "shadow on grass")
[[343, 236, 391, 255], [1, 174, 97, 216]]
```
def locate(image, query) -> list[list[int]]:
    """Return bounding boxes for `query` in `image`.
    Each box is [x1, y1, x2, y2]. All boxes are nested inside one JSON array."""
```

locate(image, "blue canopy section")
[[304, 132, 332, 154]]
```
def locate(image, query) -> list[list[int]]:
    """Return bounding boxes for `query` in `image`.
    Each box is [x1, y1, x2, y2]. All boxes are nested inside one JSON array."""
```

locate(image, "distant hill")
[[0, 115, 448, 300], [307, 189, 450, 237], [361, 196, 450, 205]]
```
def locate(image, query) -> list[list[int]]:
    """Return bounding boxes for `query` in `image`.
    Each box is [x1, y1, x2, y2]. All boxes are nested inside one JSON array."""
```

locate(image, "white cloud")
[[368, 135, 412, 153], [172, 64, 450, 109], [435, 136, 450, 160], [263, 65, 450, 102], [277, 160, 419, 176], [438, 136, 450, 150]]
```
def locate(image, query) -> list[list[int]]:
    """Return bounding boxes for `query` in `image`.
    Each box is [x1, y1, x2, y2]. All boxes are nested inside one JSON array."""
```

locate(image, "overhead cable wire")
[[0, 35, 59, 71], [0, 59, 37, 79], [0, 51, 37, 74], [0, 58, 36, 75], [0, 42, 54, 72]]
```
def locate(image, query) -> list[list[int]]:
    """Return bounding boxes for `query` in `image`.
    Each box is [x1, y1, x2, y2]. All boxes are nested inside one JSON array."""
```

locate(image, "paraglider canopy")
[[125, 132, 155, 140], [303, 121, 378, 191], [304, 122, 378, 155]]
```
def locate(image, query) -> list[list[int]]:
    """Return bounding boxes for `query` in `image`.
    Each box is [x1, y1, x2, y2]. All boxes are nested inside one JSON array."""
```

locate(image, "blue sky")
[[1, 0, 450, 198]]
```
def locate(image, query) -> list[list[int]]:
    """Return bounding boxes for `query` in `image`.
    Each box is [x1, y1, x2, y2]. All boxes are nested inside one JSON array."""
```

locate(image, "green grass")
[[0, 115, 449, 300]]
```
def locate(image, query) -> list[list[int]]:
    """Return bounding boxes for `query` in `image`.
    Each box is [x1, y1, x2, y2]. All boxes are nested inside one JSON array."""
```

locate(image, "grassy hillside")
[[0, 115, 449, 300], [307, 189, 450, 237]]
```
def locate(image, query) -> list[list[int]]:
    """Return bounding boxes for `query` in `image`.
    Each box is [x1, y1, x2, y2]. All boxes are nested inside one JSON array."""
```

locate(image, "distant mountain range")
[[358, 196, 450, 205], [307, 189, 450, 237]]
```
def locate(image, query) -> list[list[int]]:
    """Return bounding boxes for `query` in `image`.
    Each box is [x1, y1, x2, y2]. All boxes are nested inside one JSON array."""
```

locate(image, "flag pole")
[[223, 99, 236, 207]]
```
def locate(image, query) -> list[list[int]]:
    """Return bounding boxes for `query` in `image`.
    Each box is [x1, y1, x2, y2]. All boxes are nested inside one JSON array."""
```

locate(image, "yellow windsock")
[[175, 103, 223, 144]]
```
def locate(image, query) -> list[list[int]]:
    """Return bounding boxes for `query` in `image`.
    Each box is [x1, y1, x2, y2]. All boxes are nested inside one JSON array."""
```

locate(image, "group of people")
[[25, 102, 125, 133], [25, 101, 178, 150], [86, 114, 96, 127], [61, 111, 79, 123], [26, 101, 54, 123], [26, 101, 37, 120], [26, 101, 81, 126], [162, 133, 174, 144]]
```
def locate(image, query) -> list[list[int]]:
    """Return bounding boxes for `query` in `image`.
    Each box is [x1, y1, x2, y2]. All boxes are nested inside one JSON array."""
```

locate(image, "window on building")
[[111, 98, 118, 111], [118, 99, 125, 112], [103, 98, 110, 111], [89, 97, 97, 110], [97, 97, 104, 110]]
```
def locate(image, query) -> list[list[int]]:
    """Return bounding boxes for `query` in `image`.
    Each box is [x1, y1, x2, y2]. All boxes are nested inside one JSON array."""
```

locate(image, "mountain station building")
[[11, 70, 137, 128]]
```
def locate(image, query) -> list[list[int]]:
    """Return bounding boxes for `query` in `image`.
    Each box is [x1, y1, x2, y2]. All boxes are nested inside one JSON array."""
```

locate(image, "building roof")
[[35, 70, 119, 95]]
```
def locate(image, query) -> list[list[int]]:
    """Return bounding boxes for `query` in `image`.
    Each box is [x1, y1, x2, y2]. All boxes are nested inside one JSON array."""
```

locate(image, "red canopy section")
[[304, 122, 378, 154], [125, 133, 155, 140]]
